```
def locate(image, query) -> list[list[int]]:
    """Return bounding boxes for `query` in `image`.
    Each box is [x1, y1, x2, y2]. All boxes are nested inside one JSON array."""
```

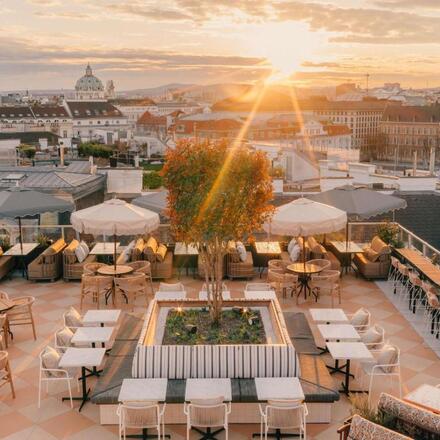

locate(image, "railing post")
[[422, 244, 428, 257], [408, 234, 413, 249]]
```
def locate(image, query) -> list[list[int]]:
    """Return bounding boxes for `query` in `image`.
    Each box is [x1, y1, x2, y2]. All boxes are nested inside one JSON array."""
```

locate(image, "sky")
[[1, 0, 440, 91]]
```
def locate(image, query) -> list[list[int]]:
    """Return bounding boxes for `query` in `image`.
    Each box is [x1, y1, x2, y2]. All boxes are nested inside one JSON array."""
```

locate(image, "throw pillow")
[[145, 237, 158, 254], [57, 327, 73, 348], [80, 241, 89, 257], [236, 241, 247, 262], [361, 325, 382, 348], [287, 238, 297, 254], [74, 243, 87, 263], [290, 244, 301, 262], [365, 248, 380, 262], [377, 344, 398, 373], [156, 244, 167, 262], [64, 307, 82, 328], [350, 308, 369, 327], [42, 346, 60, 371]]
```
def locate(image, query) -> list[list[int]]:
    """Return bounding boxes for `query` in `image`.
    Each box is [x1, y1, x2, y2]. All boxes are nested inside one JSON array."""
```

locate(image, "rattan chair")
[[114, 273, 148, 309], [268, 259, 288, 274], [83, 262, 106, 275], [7, 296, 36, 340], [309, 269, 341, 307], [80, 275, 114, 310], [127, 261, 154, 294], [0, 350, 15, 399], [267, 269, 298, 299], [0, 313, 8, 348], [307, 258, 332, 271]]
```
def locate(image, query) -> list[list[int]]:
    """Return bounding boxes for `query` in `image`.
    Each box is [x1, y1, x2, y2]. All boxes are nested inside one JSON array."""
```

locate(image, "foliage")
[[376, 222, 404, 248], [143, 171, 163, 189], [37, 233, 51, 247], [78, 142, 114, 158], [19, 144, 36, 159], [270, 165, 285, 179], [0, 235, 11, 251], [162, 308, 265, 345], [142, 162, 164, 171], [349, 393, 395, 429], [162, 139, 274, 321]]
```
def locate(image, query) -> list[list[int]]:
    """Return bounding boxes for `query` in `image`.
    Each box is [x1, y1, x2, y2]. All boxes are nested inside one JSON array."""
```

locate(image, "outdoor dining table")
[[404, 384, 440, 414], [90, 242, 121, 255], [71, 326, 115, 348], [174, 242, 198, 278], [118, 378, 170, 439], [59, 347, 105, 411], [254, 241, 282, 277], [330, 240, 364, 274], [287, 262, 325, 300], [326, 342, 373, 395], [97, 265, 133, 276], [4, 242, 39, 278], [317, 323, 360, 355], [309, 308, 348, 324], [82, 309, 121, 327]]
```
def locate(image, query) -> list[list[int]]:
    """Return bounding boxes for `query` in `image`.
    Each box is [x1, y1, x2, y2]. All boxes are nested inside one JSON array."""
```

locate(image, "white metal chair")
[[63, 307, 83, 330], [259, 399, 308, 439], [54, 326, 75, 352], [360, 324, 385, 351], [359, 343, 401, 403], [184, 397, 231, 440], [347, 308, 371, 333], [38, 346, 79, 408], [117, 401, 166, 440]]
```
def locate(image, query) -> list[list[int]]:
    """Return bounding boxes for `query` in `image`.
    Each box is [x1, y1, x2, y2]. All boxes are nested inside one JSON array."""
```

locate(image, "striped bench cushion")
[[132, 344, 299, 379]]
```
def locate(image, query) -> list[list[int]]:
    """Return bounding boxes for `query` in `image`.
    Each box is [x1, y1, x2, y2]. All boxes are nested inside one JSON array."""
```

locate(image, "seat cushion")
[[377, 344, 398, 373], [65, 307, 82, 328], [155, 244, 167, 262]]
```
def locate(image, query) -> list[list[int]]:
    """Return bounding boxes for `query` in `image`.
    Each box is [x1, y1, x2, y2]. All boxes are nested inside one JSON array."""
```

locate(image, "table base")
[[252, 429, 300, 438], [62, 366, 90, 412], [126, 429, 170, 439], [193, 427, 224, 440]]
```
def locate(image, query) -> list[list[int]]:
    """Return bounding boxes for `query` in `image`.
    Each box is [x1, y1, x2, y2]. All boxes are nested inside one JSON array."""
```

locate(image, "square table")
[[326, 342, 373, 395], [72, 326, 115, 348], [404, 384, 440, 414], [119, 378, 168, 403], [255, 377, 304, 401], [83, 309, 121, 327], [330, 241, 364, 274], [244, 290, 277, 300], [317, 324, 360, 342], [254, 242, 282, 278], [59, 347, 106, 411], [185, 378, 232, 402], [90, 242, 121, 255], [174, 242, 198, 278], [4, 242, 39, 278], [309, 308, 348, 324]]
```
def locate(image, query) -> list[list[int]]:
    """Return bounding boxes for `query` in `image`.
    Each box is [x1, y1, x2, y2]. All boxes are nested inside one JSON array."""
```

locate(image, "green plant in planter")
[[376, 222, 404, 248], [349, 393, 395, 429], [0, 235, 11, 251], [37, 233, 51, 247]]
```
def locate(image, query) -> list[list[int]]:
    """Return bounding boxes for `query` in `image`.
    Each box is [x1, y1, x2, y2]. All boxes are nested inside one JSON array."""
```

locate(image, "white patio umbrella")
[[70, 199, 160, 269], [264, 197, 347, 266]]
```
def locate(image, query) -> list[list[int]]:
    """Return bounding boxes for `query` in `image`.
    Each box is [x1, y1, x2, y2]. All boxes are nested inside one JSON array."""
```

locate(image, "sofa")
[[28, 238, 66, 281], [0, 248, 14, 280], [226, 242, 254, 279], [308, 236, 341, 271], [142, 237, 173, 280], [280, 237, 309, 265], [353, 236, 391, 279], [377, 392, 440, 439], [62, 239, 97, 281]]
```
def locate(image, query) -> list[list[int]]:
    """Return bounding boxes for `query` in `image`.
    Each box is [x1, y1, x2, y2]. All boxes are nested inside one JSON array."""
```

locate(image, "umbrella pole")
[[114, 233, 117, 271], [346, 222, 349, 252], [302, 235, 306, 271], [18, 217, 23, 254]]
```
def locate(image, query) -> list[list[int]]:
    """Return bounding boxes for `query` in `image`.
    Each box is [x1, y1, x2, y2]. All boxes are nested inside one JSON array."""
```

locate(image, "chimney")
[[429, 146, 435, 175], [412, 150, 417, 176]]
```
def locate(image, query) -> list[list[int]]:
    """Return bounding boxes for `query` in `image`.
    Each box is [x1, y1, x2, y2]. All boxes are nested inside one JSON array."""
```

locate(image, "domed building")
[[74, 64, 105, 101]]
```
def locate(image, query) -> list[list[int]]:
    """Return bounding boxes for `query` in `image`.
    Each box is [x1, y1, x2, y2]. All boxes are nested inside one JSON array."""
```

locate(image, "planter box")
[[132, 298, 299, 379]]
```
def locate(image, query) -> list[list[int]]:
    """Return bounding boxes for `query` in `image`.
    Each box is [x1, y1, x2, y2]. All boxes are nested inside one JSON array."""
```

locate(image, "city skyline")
[[2, 0, 440, 91]]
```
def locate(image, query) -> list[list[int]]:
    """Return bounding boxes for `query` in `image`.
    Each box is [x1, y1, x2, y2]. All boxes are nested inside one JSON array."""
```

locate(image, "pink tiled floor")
[[0, 272, 439, 439]]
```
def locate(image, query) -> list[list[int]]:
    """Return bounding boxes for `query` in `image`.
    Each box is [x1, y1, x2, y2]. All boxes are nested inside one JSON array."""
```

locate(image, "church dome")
[[75, 64, 104, 92]]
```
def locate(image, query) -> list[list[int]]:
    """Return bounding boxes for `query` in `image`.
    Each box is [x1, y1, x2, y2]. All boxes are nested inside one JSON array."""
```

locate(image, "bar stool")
[[395, 262, 410, 300], [388, 256, 400, 289], [405, 271, 423, 315]]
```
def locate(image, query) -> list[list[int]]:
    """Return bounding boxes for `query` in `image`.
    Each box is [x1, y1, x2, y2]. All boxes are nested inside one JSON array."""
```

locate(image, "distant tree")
[[78, 142, 114, 158], [163, 140, 274, 322], [19, 144, 36, 159], [143, 171, 163, 189], [362, 133, 388, 162]]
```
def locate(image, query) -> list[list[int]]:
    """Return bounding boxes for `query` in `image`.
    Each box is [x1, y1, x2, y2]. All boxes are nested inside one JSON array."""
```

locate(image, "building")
[[113, 98, 157, 127], [74, 64, 105, 101], [155, 101, 201, 116], [377, 104, 440, 167], [136, 111, 168, 139]]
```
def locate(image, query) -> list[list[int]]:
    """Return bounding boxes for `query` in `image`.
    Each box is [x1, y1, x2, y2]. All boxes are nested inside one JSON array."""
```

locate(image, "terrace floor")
[[0, 271, 439, 439]]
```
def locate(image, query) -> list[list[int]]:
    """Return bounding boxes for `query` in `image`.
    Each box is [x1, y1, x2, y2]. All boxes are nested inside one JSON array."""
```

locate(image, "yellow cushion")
[[134, 238, 144, 254], [371, 236, 389, 255], [65, 239, 79, 253], [155, 244, 167, 262], [365, 248, 380, 262], [0, 247, 3, 257], [145, 237, 158, 255]]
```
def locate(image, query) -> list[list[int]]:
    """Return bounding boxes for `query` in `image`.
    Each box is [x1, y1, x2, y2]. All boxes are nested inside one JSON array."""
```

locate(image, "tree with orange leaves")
[[162, 139, 274, 322]]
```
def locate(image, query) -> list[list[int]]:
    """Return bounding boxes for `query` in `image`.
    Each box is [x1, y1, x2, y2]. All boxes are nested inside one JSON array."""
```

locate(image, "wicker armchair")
[[226, 248, 254, 280], [310, 269, 341, 307], [83, 262, 106, 276], [353, 236, 391, 279], [63, 239, 97, 281], [114, 273, 148, 309], [142, 239, 173, 280], [127, 261, 154, 293], [28, 238, 66, 281]]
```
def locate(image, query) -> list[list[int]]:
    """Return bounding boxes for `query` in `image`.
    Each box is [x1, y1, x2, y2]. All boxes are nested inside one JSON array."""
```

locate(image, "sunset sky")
[[1, 0, 440, 91]]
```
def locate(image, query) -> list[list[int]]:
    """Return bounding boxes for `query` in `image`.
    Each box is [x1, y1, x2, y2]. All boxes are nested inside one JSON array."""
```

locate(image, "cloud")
[[27, 0, 61, 5], [34, 11, 93, 20], [372, 0, 440, 8]]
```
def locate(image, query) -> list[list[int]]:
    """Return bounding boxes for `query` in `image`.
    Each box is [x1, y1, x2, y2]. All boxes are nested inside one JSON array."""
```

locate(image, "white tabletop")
[[174, 242, 198, 256], [4, 242, 38, 256], [185, 378, 232, 402], [330, 241, 364, 254], [309, 308, 348, 323], [199, 291, 231, 300], [59, 347, 106, 368], [83, 309, 121, 325], [404, 384, 440, 413], [317, 324, 360, 342], [119, 378, 168, 403], [155, 291, 186, 300], [90, 242, 121, 255], [255, 377, 305, 401], [71, 326, 115, 345], [326, 342, 373, 361], [244, 291, 277, 300]]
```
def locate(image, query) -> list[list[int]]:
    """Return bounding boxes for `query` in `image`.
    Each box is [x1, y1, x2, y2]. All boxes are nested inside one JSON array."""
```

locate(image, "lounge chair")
[[28, 238, 66, 281]]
